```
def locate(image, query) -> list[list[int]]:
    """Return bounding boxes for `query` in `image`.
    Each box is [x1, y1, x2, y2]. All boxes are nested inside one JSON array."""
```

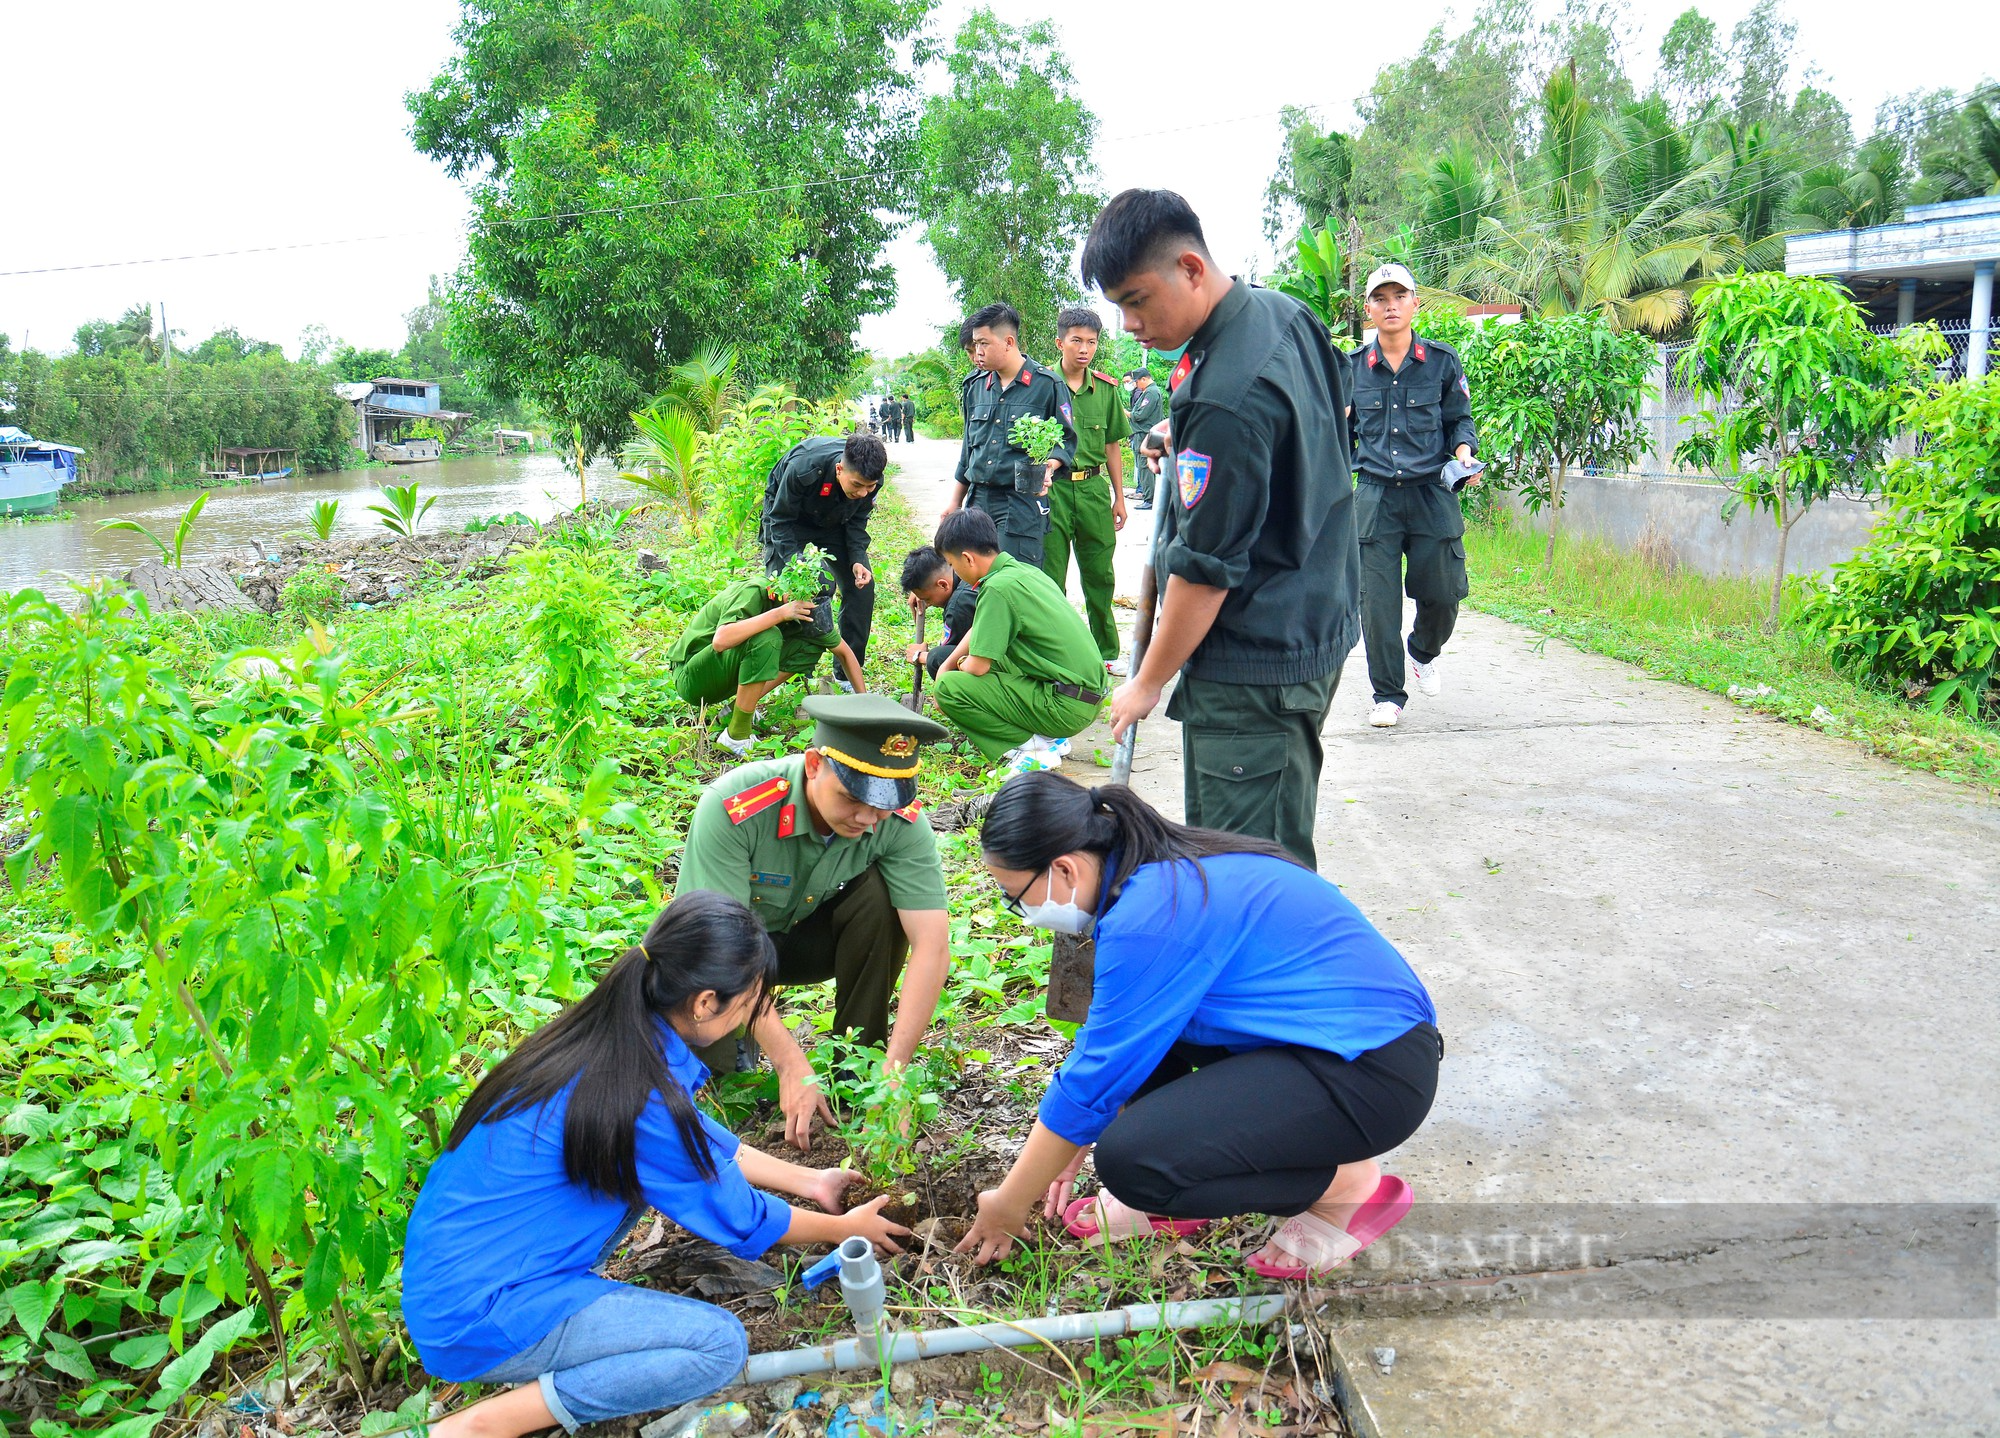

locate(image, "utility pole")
[[159, 301, 172, 368]]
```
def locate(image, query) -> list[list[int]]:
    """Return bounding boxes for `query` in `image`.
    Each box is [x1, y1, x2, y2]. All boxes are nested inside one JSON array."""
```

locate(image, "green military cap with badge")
[[804, 693, 950, 811]]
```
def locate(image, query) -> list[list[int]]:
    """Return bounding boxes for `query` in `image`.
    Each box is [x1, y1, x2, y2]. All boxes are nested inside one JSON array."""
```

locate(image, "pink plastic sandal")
[[1245, 1175, 1413, 1280], [1063, 1193, 1212, 1246]]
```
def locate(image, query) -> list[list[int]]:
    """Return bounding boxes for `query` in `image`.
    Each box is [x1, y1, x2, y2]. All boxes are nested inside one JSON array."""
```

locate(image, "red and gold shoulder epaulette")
[[892, 799, 924, 822], [1092, 369, 1116, 385], [723, 774, 790, 825]]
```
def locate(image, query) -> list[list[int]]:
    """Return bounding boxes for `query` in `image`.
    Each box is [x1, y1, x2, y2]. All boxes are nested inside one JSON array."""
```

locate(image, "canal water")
[[0, 454, 649, 598]]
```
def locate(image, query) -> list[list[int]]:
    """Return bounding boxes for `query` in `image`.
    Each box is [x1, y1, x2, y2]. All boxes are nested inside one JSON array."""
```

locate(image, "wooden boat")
[[205, 446, 298, 483], [371, 439, 443, 464]]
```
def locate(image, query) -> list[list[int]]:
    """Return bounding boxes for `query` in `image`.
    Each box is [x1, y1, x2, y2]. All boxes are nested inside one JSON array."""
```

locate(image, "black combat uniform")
[[923, 576, 980, 678], [1125, 377, 1166, 503], [1152, 283, 1357, 869], [1348, 334, 1479, 707], [761, 435, 880, 663], [953, 357, 1077, 566]]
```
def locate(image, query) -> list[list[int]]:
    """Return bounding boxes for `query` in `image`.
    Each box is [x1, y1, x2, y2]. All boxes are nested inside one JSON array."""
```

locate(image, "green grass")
[[1464, 517, 2000, 790]]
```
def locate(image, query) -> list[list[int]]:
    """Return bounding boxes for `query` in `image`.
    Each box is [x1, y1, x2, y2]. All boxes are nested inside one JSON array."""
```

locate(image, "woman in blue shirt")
[[403, 892, 908, 1438], [955, 773, 1440, 1279]]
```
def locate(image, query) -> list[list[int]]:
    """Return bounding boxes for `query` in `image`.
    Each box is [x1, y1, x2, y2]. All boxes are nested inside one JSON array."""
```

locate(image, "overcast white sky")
[[3, 0, 1991, 364]]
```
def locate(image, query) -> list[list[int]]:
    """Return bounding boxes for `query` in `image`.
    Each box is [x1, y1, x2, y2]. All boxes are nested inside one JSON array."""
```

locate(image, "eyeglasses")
[[998, 867, 1047, 919]]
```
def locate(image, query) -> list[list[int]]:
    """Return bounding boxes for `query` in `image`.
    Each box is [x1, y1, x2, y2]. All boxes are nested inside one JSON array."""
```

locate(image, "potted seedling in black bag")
[[1007, 414, 1064, 496], [772, 543, 836, 634]]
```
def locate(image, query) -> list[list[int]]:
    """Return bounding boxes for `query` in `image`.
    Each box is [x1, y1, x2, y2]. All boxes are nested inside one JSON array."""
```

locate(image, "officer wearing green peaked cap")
[[676, 694, 953, 1150]]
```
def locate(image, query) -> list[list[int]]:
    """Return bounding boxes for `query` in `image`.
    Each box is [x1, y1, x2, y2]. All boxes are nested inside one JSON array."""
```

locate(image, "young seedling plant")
[[307, 498, 341, 542], [369, 481, 437, 537], [771, 543, 835, 605], [98, 490, 209, 568], [1008, 414, 1065, 465]]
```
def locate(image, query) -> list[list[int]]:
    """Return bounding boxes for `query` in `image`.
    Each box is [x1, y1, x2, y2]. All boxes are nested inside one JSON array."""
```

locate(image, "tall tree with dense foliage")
[[408, 0, 934, 453], [1674, 272, 1944, 631], [912, 10, 1099, 362], [1263, 108, 1356, 247], [1913, 84, 2000, 202]]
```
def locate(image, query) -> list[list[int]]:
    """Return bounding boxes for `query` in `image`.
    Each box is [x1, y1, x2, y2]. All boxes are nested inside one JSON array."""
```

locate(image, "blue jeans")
[[472, 1286, 748, 1431]]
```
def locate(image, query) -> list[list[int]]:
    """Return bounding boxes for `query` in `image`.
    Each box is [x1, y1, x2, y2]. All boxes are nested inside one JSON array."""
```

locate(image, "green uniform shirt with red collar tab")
[[953, 355, 1078, 488], [674, 753, 947, 933], [1060, 367, 1131, 472], [1151, 281, 1358, 686]]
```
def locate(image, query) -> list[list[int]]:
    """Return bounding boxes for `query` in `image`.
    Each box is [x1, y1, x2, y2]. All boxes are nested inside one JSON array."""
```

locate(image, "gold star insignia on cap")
[[880, 733, 919, 758]]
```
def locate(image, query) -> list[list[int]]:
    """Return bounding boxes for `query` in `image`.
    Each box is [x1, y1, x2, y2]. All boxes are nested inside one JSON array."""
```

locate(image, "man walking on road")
[[1349, 264, 1479, 729], [760, 431, 888, 665], [1091, 188, 1357, 870], [1124, 367, 1165, 509], [941, 302, 1076, 567], [1046, 307, 1130, 676]]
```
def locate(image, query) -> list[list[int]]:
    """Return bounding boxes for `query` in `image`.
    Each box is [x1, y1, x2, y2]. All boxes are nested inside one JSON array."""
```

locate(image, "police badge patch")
[[1176, 449, 1211, 507]]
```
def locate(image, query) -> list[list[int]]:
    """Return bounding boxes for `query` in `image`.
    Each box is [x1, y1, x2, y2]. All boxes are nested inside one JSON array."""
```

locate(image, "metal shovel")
[[902, 606, 926, 713], [1047, 560, 1158, 1023]]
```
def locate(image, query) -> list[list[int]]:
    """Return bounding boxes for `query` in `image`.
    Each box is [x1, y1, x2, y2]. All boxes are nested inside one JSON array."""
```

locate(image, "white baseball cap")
[[1364, 263, 1419, 298]]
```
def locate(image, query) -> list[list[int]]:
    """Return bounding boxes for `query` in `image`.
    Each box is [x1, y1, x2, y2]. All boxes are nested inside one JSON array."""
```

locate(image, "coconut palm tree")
[[1452, 69, 1749, 335], [619, 405, 707, 535], [1912, 86, 2000, 202], [1791, 136, 1908, 231]]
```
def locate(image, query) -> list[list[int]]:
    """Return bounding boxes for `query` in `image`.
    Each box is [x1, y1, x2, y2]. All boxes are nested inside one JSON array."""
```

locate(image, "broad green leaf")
[[109, 1333, 174, 1369], [8, 1279, 61, 1341]]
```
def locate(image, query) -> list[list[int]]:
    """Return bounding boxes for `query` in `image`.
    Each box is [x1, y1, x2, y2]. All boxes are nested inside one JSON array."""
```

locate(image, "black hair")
[[1081, 189, 1212, 294], [445, 891, 779, 1203], [967, 302, 1021, 338], [842, 431, 888, 483], [1058, 306, 1102, 338], [899, 545, 951, 595], [980, 771, 1298, 908], [935, 506, 1001, 555], [1129, 368, 1153, 382], [956, 316, 976, 352]]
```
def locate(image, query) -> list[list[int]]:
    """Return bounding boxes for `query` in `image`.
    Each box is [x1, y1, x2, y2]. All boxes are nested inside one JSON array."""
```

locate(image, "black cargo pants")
[[1356, 477, 1469, 707]]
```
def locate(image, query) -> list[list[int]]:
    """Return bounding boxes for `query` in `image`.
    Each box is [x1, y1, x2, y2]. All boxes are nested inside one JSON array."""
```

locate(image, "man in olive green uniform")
[[1124, 368, 1166, 507], [1045, 306, 1130, 671], [1349, 263, 1480, 727], [930, 507, 1104, 766], [667, 576, 867, 756], [1089, 189, 1356, 870], [760, 431, 888, 664], [677, 694, 952, 1149], [943, 301, 1076, 567]]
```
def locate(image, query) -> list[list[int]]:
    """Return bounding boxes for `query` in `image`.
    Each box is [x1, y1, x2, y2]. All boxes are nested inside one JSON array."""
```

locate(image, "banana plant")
[[368, 482, 437, 537], [98, 491, 209, 569], [1273, 221, 1357, 343]]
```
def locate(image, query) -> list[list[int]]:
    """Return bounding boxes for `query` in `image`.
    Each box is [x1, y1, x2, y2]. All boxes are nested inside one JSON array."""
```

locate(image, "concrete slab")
[[887, 439, 2000, 1435]]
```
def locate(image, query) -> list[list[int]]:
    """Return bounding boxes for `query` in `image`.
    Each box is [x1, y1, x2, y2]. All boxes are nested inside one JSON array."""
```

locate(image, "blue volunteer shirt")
[[402, 1023, 790, 1380], [1038, 853, 1437, 1147]]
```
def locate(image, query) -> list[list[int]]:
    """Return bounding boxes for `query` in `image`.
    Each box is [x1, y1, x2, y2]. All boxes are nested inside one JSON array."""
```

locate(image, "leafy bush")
[[1797, 377, 2000, 718], [280, 565, 346, 622], [521, 546, 622, 766], [0, 588, 583, 1406]]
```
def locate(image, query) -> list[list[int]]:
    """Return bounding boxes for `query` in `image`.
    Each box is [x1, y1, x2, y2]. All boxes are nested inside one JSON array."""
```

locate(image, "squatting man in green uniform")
[[1090, 188, 1358, 870], [1350, 263, 1480, 728], [676, 694, 953, 1150], [760, 430, 889, 667], [665, 570, 867, 757], [930, 507, 1106, 773], [1045, 307, 1132, 677], [942, 302, 1077, 567]]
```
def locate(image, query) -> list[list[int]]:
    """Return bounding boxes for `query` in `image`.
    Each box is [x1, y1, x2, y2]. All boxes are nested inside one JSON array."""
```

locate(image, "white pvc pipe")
[[740, 1294, 1289, 1384]]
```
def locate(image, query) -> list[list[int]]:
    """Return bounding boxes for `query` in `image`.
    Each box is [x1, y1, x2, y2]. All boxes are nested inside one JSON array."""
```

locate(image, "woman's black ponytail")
[[444, 890, 779, 1204], [980, 771, 1300, 906]]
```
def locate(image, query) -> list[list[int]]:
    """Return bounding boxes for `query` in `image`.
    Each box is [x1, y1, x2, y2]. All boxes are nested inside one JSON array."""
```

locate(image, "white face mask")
[[1020, 864, 1094, 936]]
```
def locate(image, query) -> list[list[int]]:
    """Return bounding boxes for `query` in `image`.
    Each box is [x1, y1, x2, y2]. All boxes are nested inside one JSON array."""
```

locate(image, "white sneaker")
[[716, 730, 758, 756], [1412, 655, 1442, 698], [995, 746, 1062, 778], [1031, 735, 1071, 758], [1104, 657, 1129, 677], [1368, 702, 1402, 728]]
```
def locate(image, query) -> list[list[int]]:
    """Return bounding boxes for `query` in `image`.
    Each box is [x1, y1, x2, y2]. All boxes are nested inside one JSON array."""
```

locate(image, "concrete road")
[[888, 437, 2000, 1436]]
